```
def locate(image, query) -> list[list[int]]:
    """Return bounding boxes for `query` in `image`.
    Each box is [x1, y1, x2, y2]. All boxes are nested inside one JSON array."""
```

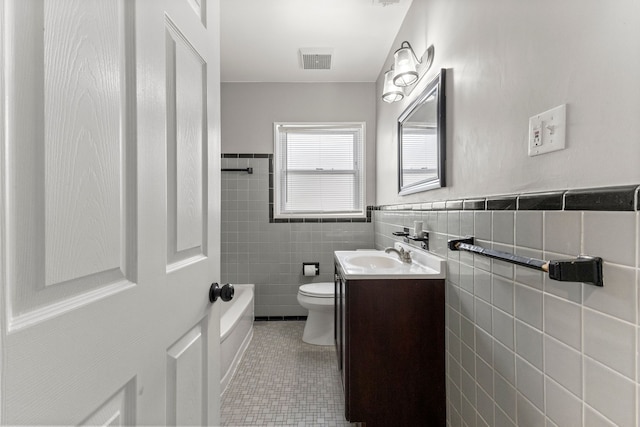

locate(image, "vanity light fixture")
[[382, 67, 404, 103], [393, 41, 420, 86], [381, 42, 435, 103]]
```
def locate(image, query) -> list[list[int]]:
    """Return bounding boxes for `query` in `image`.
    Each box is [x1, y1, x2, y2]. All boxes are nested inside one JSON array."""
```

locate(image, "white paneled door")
[[1, 0, 221, 424]]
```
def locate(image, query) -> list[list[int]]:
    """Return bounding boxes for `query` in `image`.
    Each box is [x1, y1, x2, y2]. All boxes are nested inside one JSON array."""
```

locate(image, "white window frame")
[[273, 122, 366, 219]]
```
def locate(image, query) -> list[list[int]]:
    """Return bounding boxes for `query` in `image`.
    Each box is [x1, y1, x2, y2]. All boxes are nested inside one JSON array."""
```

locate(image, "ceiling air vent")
[[299, 48, 333, 70]]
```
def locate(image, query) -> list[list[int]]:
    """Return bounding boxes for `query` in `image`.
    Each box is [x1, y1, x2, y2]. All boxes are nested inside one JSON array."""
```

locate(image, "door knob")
[[209, 283, 234, 303]]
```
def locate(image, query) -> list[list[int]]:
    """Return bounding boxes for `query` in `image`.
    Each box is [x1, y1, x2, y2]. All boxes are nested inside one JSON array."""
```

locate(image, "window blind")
[[275, 123, 364, 217]]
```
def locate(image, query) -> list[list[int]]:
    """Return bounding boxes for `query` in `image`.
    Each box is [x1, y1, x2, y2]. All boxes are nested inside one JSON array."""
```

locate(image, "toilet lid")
[[299, 282, 334, 298]]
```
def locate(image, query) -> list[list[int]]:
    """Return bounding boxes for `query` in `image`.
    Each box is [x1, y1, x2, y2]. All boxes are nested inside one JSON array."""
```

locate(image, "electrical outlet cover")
[[528, 104, 566, 156]]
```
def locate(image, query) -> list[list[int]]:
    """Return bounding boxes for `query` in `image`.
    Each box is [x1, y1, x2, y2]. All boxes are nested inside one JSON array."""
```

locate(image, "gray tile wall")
[[374, 208, 639, 427], [221, 156, 374, 317]]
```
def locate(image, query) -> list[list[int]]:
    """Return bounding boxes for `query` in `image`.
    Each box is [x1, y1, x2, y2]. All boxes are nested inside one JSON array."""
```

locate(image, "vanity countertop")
[[334, 242, 446, 280]]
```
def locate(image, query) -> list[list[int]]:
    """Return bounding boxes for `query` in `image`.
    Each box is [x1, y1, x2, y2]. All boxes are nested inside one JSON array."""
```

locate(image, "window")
[[274, 122, 365, 218]]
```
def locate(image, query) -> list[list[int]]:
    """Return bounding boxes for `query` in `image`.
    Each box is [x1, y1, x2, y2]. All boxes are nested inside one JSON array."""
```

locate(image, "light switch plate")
[[528, 104, 566, 156]]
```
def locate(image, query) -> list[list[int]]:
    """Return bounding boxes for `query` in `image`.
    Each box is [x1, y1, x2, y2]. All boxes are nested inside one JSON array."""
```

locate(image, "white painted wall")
[[221, 82, 377, 205], [376, 0, 640, 205]]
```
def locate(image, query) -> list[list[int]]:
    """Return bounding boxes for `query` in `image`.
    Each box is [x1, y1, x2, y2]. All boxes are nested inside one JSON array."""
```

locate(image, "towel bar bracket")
[[547, 256, 603, 287], [448, 236, 474, 250]]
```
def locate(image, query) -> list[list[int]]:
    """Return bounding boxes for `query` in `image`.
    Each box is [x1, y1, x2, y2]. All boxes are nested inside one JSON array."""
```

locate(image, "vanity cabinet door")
[[345, 278, 446, 426]]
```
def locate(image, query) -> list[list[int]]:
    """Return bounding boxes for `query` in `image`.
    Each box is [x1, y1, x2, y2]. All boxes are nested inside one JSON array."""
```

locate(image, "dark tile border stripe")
[[564, 185, 637, 211], [486, 197, 517, 210], [222, 153, 272, 159], [463, 199, 486, 210], [254, 316, 308, 322], [376, 184, 640, 212], [222, 153, 372, 223], [518, 192, 564, 211], [445, 200, 463, 210]]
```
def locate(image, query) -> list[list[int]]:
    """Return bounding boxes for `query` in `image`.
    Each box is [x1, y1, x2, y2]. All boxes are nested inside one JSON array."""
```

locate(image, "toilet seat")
[[298, 282, 334, 298]]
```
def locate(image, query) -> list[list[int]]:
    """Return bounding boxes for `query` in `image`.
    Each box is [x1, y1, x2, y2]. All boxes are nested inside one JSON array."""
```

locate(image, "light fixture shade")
[[393, 43, 419, 87], [382, 69, 404, 103]]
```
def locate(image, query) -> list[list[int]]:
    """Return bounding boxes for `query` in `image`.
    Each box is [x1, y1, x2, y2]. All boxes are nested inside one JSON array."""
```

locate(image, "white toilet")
[[297, 282, 335, 345]]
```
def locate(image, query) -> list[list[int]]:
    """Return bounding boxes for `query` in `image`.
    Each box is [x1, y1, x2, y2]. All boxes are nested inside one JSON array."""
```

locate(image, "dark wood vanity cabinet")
[[334, 264, 446, 426]]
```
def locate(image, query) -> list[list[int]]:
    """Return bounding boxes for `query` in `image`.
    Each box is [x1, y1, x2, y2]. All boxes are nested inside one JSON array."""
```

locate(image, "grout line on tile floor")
[[220, 321, 356, 426]]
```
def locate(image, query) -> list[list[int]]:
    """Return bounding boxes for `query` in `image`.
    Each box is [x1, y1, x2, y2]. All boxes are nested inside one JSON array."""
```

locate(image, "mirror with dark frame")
[[397, 69, 446, 195]]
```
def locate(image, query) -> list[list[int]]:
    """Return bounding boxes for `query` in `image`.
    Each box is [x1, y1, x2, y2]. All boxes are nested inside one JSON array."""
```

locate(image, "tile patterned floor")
[[221, 321, 355, 427]]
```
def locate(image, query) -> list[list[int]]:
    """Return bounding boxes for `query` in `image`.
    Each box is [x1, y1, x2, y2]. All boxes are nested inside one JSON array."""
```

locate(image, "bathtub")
[[220, 284, 254, 395]]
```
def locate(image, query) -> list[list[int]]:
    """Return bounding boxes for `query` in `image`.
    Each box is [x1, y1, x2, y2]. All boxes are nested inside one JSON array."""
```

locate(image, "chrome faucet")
[[385, 247, 412, 263]]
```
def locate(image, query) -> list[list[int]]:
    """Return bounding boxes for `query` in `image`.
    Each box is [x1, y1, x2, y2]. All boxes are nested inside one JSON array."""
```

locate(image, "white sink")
[[334, 242, 446, 280], [342, 253, 403, 269]]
